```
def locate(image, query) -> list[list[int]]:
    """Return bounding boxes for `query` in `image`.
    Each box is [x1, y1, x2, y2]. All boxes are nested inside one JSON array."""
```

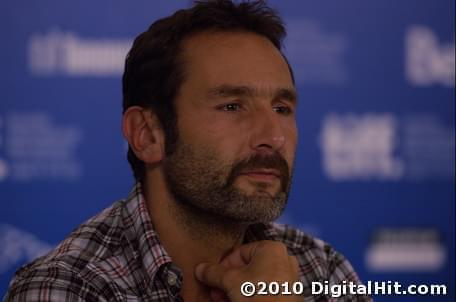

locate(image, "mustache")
[[225, 152, 290, 192]]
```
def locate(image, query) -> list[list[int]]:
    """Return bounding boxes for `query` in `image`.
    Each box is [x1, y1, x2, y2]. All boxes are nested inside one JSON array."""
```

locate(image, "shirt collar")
[[122, 183, 173, 283]]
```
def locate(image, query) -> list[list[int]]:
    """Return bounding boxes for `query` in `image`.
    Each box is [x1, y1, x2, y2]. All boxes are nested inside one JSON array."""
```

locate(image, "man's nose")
[[248, 110, 286, 153]]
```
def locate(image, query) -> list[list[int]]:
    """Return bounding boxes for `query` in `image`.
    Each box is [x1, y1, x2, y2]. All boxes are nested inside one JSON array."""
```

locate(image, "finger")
[[195, 262, 230, 290], [220, 241, 286, 270], [235, 240, 288, 265], [220, 248, 247, 268], [227, 241, 265, 265]]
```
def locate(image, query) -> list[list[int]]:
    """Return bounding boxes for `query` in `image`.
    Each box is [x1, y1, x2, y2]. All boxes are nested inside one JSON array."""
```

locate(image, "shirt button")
[[167, 273, 177, 286]]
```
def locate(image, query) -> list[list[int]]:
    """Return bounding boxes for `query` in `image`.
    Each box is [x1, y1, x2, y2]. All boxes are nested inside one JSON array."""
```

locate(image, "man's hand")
[[194, 240, 302, 302]]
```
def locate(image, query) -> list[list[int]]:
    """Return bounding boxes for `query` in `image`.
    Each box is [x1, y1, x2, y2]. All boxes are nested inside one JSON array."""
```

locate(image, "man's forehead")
[[207, 84, 297, 103], [180, 30, 279, 61], [177, 30, 295, 101]]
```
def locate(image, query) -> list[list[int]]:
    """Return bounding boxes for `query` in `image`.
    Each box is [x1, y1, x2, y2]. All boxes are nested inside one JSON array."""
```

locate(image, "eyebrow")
[[207, 84, 298, 104]]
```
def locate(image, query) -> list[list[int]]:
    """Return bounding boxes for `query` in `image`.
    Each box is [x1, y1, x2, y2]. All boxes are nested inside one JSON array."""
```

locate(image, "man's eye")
[[220, 103, 241, 111], [273, 105, 293, 115]]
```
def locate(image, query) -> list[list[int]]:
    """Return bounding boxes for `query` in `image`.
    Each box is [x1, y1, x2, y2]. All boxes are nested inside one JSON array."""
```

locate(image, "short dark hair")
[[122, 0, 292, 182]]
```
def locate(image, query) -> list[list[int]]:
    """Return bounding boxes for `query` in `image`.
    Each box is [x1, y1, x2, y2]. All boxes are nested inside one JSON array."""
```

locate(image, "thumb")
[[194, 262, 233, 291]]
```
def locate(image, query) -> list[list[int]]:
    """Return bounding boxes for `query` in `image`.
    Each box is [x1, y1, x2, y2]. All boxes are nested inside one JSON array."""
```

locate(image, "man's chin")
[[190, 192, 287, 225], [234, 191, 287, 223]]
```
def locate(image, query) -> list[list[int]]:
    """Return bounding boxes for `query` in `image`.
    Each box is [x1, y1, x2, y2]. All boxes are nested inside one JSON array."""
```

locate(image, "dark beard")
[[164, 141, 292, 224]]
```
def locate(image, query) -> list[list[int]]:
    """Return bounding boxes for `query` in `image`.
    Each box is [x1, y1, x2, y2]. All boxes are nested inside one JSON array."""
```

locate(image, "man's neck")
[[143, 173, 248, 300]]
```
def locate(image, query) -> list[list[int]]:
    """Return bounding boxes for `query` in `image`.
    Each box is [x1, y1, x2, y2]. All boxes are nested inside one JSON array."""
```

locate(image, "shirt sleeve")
[[326, 246, 373, 302], [4, 265, 107, 302]]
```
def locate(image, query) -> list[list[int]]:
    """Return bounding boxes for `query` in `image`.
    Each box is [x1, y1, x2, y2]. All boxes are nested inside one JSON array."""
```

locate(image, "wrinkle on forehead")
[[207, 84, 297, 104]]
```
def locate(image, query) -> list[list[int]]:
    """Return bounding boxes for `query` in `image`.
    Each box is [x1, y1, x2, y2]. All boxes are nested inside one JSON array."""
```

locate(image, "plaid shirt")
[[5, 184, 371, 301]]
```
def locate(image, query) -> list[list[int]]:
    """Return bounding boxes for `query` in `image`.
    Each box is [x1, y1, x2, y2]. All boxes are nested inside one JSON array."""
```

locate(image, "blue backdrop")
[[1, 1, 454, 301]]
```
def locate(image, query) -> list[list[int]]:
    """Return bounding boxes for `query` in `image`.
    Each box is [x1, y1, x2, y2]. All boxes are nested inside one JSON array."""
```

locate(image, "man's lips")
[[239, 169, 281, 181]]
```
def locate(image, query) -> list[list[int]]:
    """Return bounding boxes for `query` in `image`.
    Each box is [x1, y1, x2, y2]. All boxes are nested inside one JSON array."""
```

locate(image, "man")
[[5, 1, 371, 301]]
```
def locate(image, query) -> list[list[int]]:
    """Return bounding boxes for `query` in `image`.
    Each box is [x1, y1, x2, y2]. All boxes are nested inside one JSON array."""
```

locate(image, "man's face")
[[164, 31, 298, 223]]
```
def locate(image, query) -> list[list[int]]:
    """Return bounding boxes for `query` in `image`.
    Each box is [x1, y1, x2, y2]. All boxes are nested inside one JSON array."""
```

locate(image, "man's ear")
[[122, 106, 165, 165]]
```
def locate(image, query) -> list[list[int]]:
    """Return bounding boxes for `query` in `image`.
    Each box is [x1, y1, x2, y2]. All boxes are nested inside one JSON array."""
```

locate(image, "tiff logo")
[[28, 29, 131, 76], [320, 113, 404, 181], [406, 25, 455, 87]]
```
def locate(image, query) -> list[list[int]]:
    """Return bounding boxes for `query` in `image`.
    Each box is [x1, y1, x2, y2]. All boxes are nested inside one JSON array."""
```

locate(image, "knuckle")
[[201, 264, 215, 281], [255, 240, 269, 250], [268, 241, 288, 254]]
